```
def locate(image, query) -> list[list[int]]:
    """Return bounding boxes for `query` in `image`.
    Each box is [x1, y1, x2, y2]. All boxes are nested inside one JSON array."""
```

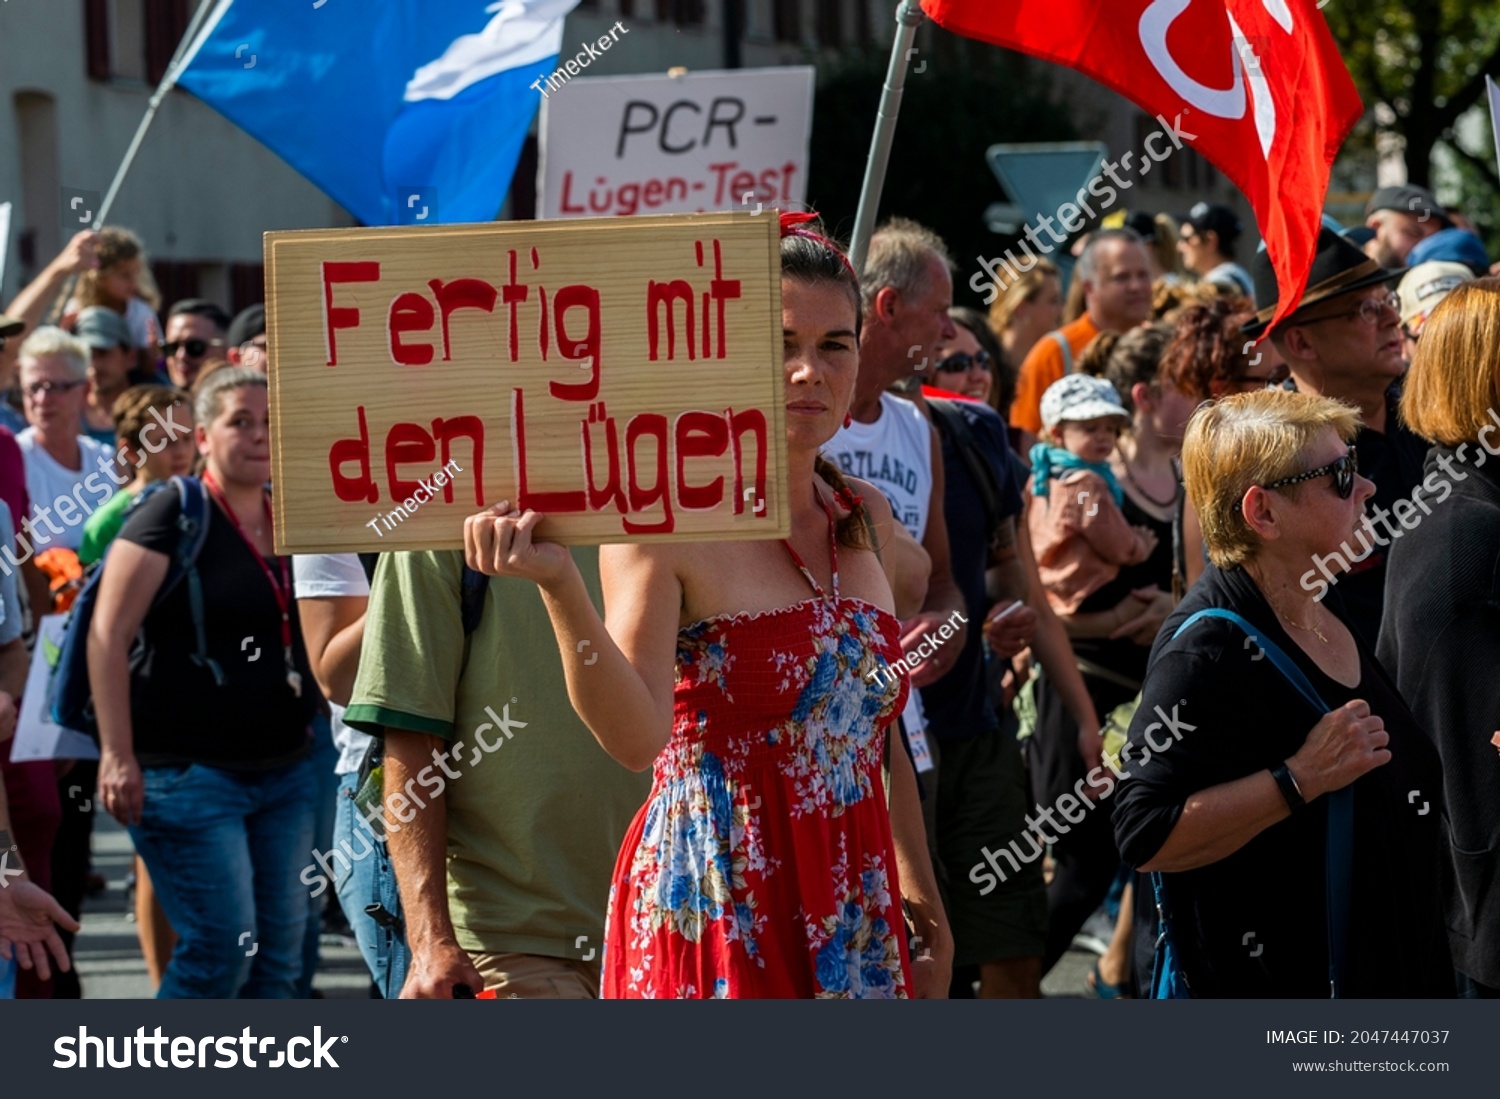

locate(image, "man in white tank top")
[[824, 220, 968, 678]]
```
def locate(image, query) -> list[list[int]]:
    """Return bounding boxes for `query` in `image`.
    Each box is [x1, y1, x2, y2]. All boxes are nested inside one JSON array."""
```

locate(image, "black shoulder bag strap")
[[928, 398, 1003, 550]]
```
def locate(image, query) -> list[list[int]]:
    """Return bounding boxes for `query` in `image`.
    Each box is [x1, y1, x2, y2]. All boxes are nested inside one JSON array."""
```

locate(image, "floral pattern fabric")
[[601, 573, 912, 999]]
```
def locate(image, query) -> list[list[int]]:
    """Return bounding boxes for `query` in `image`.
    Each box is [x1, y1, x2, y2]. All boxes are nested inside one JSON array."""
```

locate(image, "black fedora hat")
[[1242, 228, 1404, 338]]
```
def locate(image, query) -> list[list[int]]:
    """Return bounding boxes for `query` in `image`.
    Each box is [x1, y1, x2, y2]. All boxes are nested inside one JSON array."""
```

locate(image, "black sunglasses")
[[1261, 446, 1358, 500], [163, 338, 223, 358], [935, 350, 991, 373]]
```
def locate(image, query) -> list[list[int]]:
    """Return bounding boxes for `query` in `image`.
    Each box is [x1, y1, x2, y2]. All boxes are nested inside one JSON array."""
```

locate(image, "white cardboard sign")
[[538, 66, 814, 219]]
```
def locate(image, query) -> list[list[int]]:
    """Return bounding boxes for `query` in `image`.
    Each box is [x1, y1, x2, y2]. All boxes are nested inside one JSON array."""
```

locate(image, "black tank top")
[[1071, 492, 1175, 683]]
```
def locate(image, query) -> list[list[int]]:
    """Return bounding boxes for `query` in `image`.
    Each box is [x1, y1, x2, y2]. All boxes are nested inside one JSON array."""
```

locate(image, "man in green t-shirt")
[[343, 548, 649, 998]]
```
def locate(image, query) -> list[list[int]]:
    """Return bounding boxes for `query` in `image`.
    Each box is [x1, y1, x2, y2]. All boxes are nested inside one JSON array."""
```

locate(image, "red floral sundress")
[[600, 501, 912, 999]]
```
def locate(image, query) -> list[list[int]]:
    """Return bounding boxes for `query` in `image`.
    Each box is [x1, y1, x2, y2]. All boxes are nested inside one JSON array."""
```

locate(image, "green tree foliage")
[[1323, 0, 1500, 189], [804, 43, 1080, 306]]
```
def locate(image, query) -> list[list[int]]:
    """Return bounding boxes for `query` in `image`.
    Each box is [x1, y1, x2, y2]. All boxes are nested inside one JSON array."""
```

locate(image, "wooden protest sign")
[[265, 212, 786, 554]]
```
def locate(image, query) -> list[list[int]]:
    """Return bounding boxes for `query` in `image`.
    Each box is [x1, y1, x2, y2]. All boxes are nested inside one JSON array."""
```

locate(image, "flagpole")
[[848, 0, 925, 273], [93, 0, 223, 231], [45, 0, 223, 323]]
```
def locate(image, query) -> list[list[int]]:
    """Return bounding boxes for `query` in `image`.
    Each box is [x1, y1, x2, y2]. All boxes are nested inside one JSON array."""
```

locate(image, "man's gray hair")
[[1076, 228, 1147, 286], [18, 326, 89, 382], [861, 217, 954, 309]]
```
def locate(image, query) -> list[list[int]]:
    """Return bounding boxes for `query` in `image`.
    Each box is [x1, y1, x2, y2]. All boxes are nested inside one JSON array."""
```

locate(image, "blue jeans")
[[297, 718, 340, 997], [129, 756, 317, 998], [0, 955, 14, 998], [331, 771, 409, 997]]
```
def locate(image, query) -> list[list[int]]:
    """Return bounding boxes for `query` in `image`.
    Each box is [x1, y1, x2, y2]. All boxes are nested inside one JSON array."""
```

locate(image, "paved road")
[[71, 813, 1102, 999], [71, 813, 371, 999]]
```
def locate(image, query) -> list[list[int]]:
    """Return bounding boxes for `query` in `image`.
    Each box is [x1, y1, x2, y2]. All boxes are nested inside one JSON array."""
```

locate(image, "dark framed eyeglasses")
[[935, 350, 991, 374], [1302, 291, 1399, 328], [23, 379, 86, 399], [1261, 446, 1358, 500], [163, 338, 224, 358]]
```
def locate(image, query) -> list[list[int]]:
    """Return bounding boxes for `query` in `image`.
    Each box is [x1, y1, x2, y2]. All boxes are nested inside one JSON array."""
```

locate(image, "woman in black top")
[[93, 367, 319, 998], [1379, 279, 1500, 997], [1114, 389, 1452, 997]]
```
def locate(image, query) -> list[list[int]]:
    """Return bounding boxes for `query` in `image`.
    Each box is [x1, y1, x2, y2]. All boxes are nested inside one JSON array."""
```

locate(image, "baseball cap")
[[1365, 184, 1451, 227], [1405, 228, 1489, 275], [74, 306, 133, 350], [227, 304, 265, 349], [1397, 261, 1473, 328], [1183, 202, 1242, 247], [1123, 210, 1158, 242], [1040, 374, 1131, 432], [0, 314, 23, 339]]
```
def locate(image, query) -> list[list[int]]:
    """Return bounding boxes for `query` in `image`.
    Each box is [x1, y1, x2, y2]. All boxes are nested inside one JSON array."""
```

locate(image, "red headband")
[[778, 210, 859, 281]]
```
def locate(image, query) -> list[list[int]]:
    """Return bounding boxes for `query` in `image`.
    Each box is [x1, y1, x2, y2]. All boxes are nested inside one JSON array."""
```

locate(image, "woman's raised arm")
[[465, 504, 680, 771]]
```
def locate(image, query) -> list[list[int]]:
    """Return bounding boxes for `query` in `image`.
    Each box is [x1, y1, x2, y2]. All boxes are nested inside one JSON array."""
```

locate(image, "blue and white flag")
[[175, 0, 578, 225]]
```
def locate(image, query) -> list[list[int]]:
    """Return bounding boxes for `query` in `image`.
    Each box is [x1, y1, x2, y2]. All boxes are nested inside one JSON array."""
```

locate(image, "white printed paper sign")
[[8, 615, 98, 763], [538, 67, 814, 219]]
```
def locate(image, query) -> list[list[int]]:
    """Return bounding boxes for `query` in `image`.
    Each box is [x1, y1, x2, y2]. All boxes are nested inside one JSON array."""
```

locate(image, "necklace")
[[1119, 452, 1180, 508], [1269, 597, 1329, 644]]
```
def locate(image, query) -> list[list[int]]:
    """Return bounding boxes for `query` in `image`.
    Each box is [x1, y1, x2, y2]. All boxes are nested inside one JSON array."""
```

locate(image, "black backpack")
[[359, 552, 488, 635]]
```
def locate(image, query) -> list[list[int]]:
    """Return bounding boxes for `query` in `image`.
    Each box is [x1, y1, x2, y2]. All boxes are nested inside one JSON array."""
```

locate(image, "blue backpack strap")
[[1173, 608, 1328, 711], [1171, 605, 1354, 997], [1049, 329, 1075, 374], [170, 476, 226, 687], [1149, 869, 1192, 998]]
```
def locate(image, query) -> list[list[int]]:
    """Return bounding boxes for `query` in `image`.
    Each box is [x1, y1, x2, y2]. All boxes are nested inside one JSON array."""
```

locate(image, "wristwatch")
[[1270, 761, 1306, 813]]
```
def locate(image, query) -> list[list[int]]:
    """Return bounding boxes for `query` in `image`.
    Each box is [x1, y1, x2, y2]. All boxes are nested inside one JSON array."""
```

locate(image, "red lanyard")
[[202, 471, 299, 694]]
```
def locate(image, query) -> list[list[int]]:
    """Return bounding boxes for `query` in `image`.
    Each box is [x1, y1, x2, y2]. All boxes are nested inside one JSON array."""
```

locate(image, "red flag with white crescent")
[[920, 0, 1362, 331]]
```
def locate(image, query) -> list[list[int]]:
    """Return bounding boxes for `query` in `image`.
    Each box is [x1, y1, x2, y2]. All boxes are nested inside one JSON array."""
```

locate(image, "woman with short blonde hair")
[[1381, 277, 1500, 996], [1112, 389, 1452, 997]]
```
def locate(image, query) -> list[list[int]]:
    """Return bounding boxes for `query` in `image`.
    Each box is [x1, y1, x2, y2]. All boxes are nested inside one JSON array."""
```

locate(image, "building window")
[[774, 0, 801, 42], [655, 0, 704, 24], [84, 0, 191, 84], [228, 263, 266, 317]]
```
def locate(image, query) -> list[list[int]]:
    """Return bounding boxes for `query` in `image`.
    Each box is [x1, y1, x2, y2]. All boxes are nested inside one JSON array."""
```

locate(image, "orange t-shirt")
[[1009, 313, 1101, 435]]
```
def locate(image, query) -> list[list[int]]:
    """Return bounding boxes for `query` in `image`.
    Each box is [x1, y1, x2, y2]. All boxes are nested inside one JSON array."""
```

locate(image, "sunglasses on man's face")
[[935, 349, 991, 374], [1260, 446, 1358, 500], [163, 338, 223, 358]]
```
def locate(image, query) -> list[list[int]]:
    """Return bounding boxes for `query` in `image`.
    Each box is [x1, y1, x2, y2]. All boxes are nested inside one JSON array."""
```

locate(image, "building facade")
[[2, 0, 1258, 314]]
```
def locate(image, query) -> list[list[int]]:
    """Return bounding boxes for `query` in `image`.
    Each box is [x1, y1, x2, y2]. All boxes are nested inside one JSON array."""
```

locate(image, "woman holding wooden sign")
[[463, 214, 951, 998]]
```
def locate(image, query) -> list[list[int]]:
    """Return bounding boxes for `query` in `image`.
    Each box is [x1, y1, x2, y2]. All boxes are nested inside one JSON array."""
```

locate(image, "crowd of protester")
[[0, 180, 1497, 1000]]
